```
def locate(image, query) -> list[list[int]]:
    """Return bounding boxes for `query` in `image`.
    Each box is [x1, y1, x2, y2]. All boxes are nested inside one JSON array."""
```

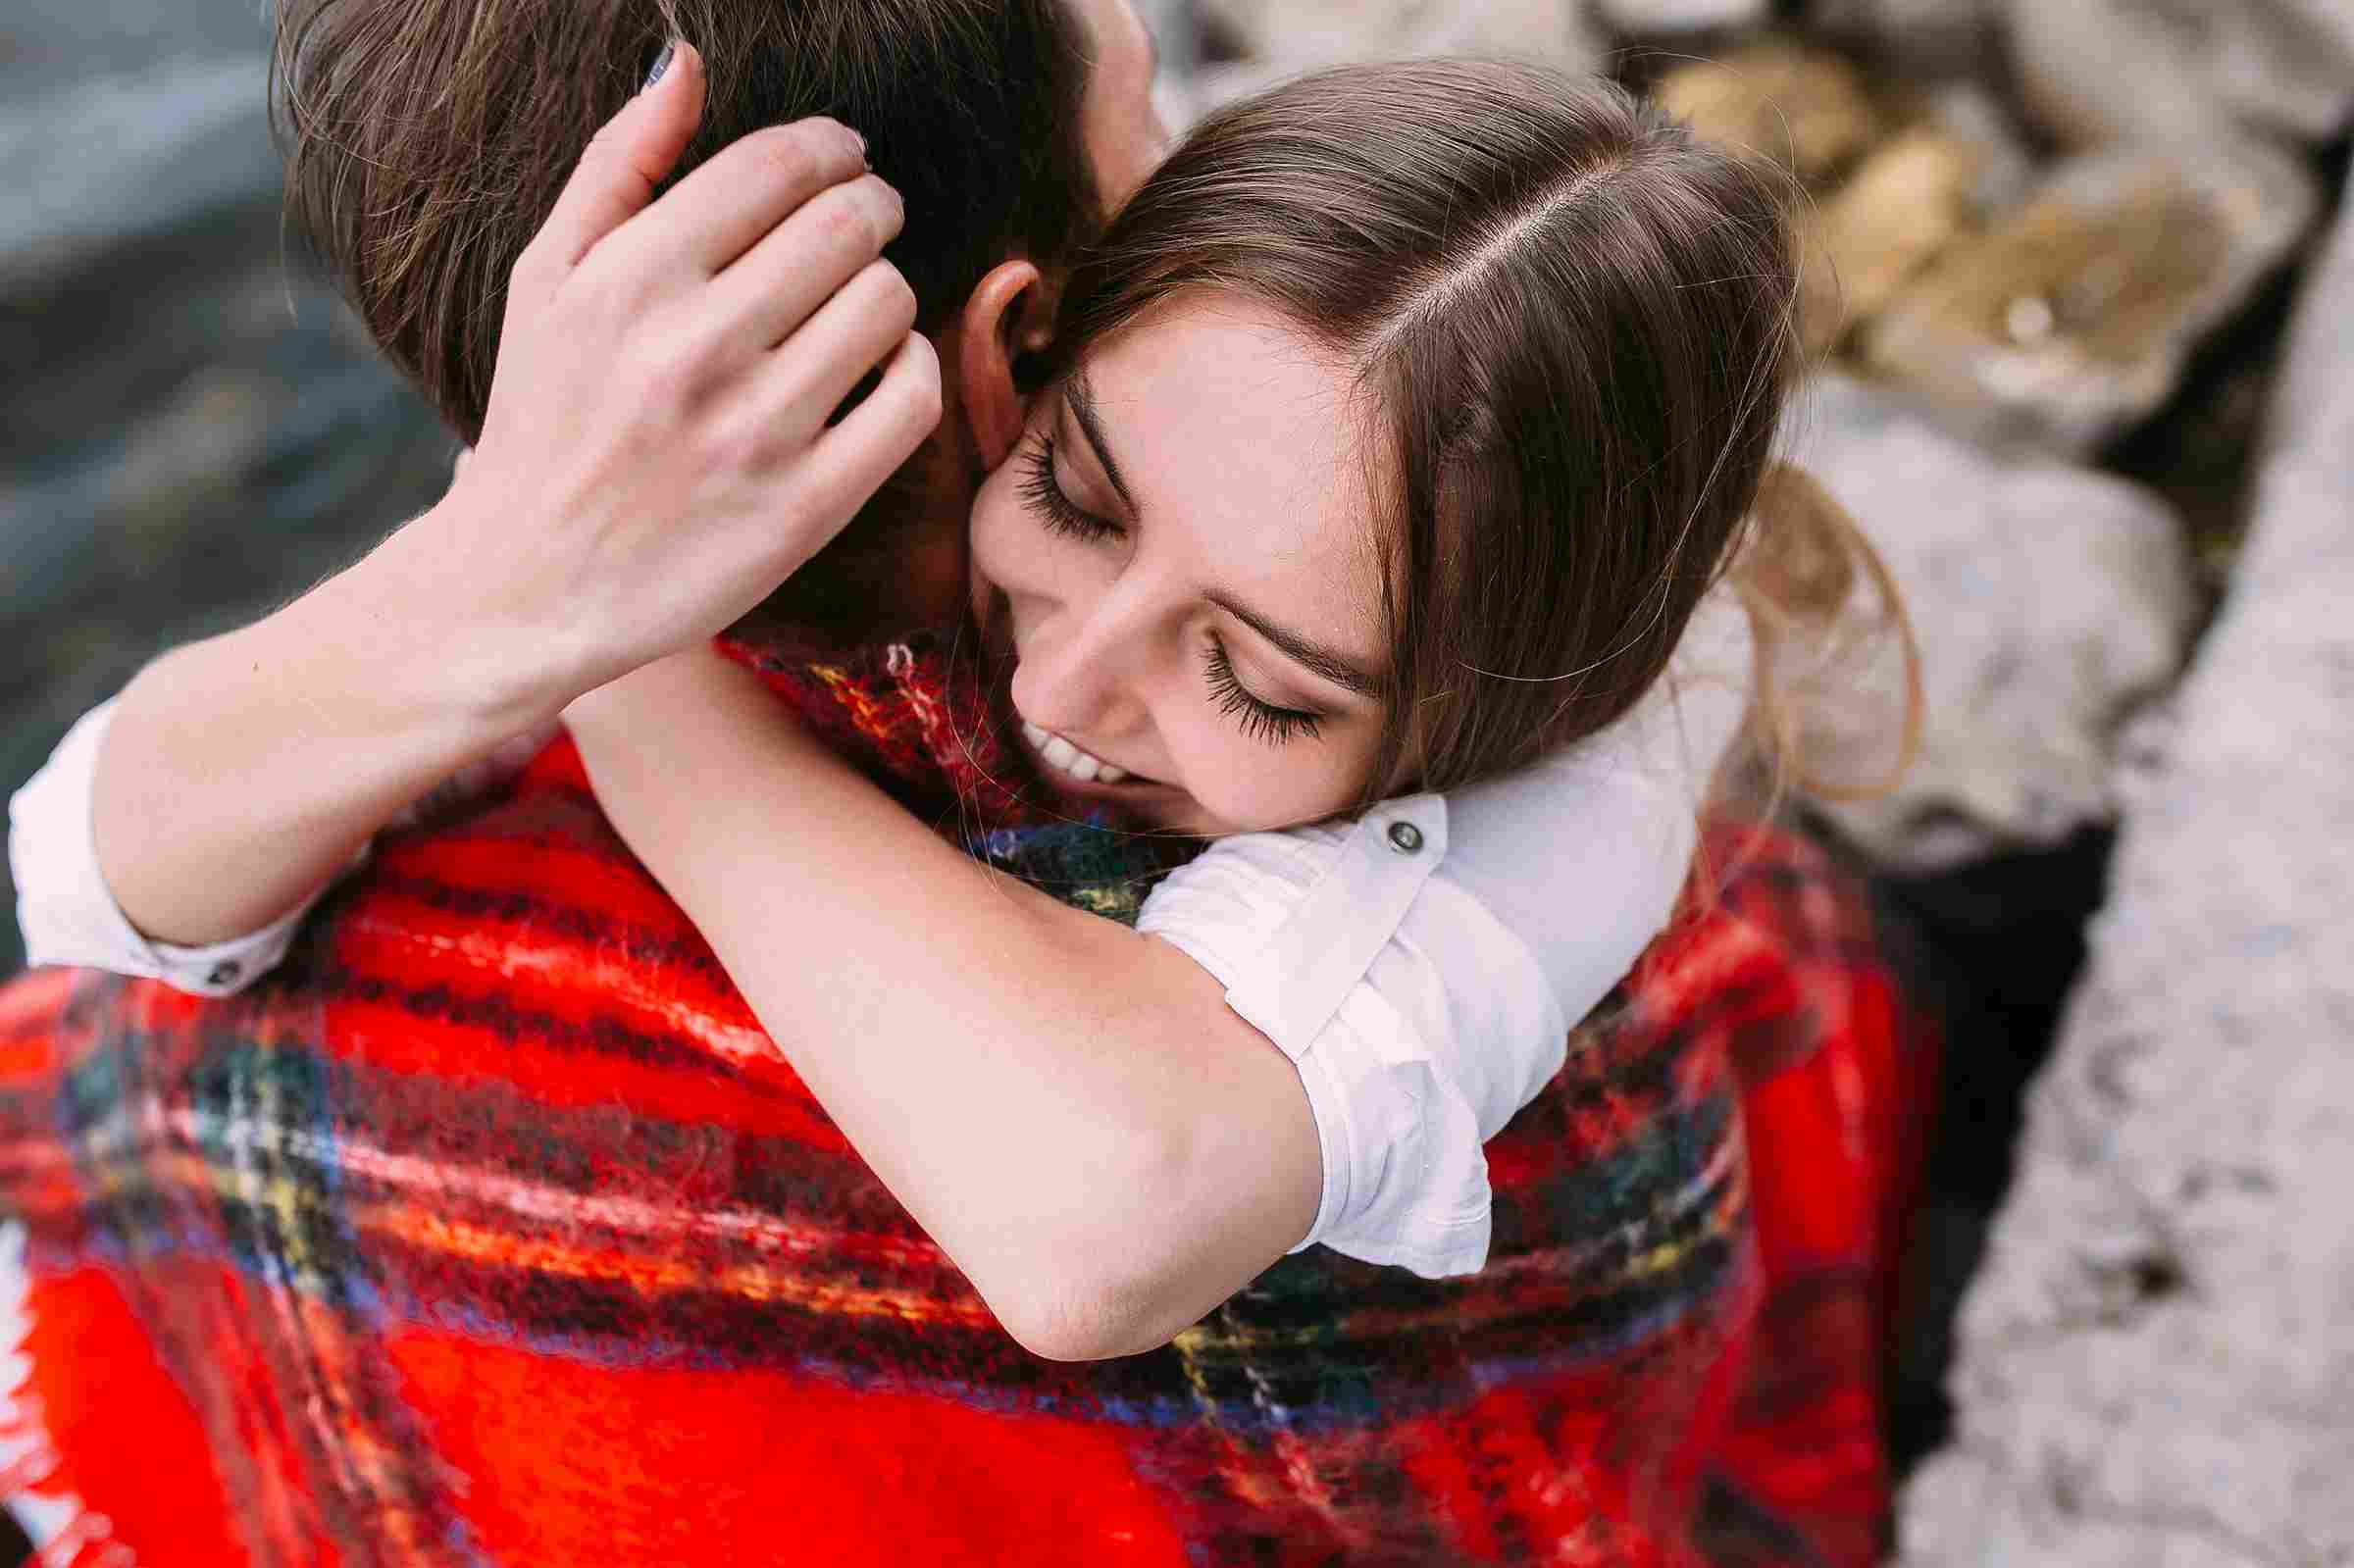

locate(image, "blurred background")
[[5, 0, 2350, 1556]]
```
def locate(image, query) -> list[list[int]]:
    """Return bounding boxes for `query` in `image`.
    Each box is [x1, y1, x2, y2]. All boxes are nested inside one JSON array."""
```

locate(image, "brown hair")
[[271, 0, 1104, 445], [1050, 60, 1919, 806]]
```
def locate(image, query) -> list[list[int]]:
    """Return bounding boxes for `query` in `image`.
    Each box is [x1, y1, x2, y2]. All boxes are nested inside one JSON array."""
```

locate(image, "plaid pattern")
[[0, 632, 1933, 1567]]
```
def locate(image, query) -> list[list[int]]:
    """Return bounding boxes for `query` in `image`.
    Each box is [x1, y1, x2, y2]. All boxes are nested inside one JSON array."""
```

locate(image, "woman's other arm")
[[564, 647, 1324, 1363], [80, 49, 935, 949]]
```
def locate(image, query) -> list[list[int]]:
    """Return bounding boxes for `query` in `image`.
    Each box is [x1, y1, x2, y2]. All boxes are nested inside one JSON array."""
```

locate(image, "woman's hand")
[[400, 41, 944, 725], [80, 43, 937, 953]]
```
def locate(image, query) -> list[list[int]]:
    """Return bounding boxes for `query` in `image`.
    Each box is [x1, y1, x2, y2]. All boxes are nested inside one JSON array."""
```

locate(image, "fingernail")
[[641, 40, 676, 93], [851, 127, 870, 169]]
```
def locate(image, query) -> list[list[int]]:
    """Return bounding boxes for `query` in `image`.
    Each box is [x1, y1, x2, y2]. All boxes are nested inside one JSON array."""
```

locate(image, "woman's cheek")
[[966, 483, 1033, 621], [1179, 741, 1365, 836], [1157, 724, 1262, 835], [966, 480, 1015, 581]]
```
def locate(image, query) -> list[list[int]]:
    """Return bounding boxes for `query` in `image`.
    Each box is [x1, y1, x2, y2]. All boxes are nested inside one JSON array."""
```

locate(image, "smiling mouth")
[[1019, 721, 1152, 787]]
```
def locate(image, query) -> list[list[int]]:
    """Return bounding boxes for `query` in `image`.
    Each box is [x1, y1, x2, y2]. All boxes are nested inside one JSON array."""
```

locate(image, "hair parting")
[[1049, 59, 1921, 813]]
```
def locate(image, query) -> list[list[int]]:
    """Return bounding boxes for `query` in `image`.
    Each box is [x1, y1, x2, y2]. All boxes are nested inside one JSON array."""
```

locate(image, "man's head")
[[275, 0, 1165, 626]]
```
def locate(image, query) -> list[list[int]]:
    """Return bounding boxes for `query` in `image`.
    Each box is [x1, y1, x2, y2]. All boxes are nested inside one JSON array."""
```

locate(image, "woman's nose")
[[1012, 590, 1153, 740]]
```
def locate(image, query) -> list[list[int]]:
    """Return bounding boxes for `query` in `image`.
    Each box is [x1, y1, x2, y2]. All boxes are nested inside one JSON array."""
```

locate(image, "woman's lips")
[[1018, 720, 1151, 787]]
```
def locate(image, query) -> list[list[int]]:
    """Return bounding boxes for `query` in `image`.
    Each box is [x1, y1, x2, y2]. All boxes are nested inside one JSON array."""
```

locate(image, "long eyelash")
[[1020, 434, 1121, 542], [1203, 638, 1325, 747]]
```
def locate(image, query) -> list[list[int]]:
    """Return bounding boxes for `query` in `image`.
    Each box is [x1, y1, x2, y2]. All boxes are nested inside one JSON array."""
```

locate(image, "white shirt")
[[8, 595, 1752, 1280]]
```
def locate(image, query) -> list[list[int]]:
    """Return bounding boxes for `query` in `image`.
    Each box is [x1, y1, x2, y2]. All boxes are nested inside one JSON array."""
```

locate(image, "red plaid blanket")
[[0, 632, 1934, 1566]]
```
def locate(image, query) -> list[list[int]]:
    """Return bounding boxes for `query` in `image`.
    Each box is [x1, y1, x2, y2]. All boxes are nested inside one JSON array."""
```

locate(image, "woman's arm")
[[563, 646, 1324, 1362], [565, 602, 1758, 1353], [85, 49, 936, 949], [88, 520, 559, 946]]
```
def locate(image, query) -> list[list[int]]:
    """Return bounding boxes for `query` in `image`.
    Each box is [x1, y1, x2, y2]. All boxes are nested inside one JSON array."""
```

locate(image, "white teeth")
[[1018, 719, 1133, 785]]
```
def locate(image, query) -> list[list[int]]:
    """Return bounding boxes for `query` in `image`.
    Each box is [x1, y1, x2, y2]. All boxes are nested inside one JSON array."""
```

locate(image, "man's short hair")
[[274, 0, 1105, 444]]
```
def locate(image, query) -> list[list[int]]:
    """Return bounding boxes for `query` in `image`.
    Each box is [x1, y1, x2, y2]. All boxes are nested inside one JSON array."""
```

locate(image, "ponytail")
[[1729, 459, 1924, 810]]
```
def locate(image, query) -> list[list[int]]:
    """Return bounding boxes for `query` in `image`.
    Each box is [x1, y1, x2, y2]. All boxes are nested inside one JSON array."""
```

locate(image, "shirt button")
[[1386, 821, 1425, 855], [206, 960, 243, 988]]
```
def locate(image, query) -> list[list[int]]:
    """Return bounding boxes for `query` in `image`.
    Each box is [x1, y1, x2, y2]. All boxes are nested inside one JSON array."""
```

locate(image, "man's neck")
[[730, 449, 975, 647]]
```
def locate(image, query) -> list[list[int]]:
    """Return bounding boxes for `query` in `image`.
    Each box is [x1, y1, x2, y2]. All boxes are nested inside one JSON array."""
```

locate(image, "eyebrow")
[[1062, 374, 1385, 701], [1063, 370, 1137, 514], [1209, 593, 1386, 700]]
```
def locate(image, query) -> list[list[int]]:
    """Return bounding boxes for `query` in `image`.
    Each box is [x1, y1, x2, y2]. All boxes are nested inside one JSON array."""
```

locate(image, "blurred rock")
[[0, 58, 276, 290], [1793, 373, 2197, 875], [1863, 142, 2319, 455], [1899, 163, 2354, 1568], [1588, 0, 1768, 33], [1801, 128, 1982, 354], [1917, 80, 2035, 217], [1185, 0, 1605, 122], [1133, 0, 1203, 88], [0, 255, 455, 660], [2007, 0, 2354, 149], [1813, 0, 2000, 79], [1198, 0, 1603, 65], [1653, 41, 1881, 184], [0, 0, 267, 97]]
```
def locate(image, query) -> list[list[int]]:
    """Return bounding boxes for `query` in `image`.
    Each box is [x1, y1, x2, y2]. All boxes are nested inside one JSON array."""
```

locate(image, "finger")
[[529, 41, 706, 278], [755, 258, 920, 441], [781, 333, 943, 549], [706, 175, 906, 355], [638, 118, 873, 277]]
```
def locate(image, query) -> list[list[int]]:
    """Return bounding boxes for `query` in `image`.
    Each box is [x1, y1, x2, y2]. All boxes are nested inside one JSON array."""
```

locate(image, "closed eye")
[[1019, 434, 1122, 543], [1203, 638, 1325, 746]]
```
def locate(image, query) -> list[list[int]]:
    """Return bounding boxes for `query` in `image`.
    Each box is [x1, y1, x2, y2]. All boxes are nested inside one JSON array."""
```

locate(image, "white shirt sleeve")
[[1135, 590, 1755, 1280], [7, 694, 557, 997], [8, 698, 333, 995]]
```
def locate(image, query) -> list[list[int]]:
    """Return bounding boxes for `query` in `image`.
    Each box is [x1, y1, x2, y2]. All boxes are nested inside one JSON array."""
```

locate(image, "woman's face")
[[968, 294, 1391, 836]]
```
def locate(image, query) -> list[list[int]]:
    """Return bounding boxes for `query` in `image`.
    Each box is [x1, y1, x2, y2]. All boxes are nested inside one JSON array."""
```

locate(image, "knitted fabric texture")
[[0, 630, 1935, 1567]]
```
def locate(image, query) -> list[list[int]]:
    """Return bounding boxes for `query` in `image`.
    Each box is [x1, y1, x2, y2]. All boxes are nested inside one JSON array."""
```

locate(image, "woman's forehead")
[[1083, 296, 1387, 663]]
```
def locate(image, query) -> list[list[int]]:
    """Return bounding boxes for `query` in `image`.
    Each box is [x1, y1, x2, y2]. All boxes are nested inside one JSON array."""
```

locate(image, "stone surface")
[[1814, 0, 2001, 78], [1197, 0, 1603, 67], [1588, 0, 1768, 33], [1864, 141, 2319, 456], [1653, 41, 1882, 184], [1899, 164, 2354, 1568], [1800, 127, 1982, 353], [1185, 0, 1605, 122], [1792, 373, 2198, 875], [1133, 0, 1205, 118], [0, 58, 277, 291], [2006, 0, 2354, 150], [1917, 79, 2036, 218], [0, 0, 268, 96]]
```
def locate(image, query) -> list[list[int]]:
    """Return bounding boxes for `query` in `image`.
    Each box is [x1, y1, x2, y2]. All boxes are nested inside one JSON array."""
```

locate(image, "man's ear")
[[955, 259, 1054, 470]]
